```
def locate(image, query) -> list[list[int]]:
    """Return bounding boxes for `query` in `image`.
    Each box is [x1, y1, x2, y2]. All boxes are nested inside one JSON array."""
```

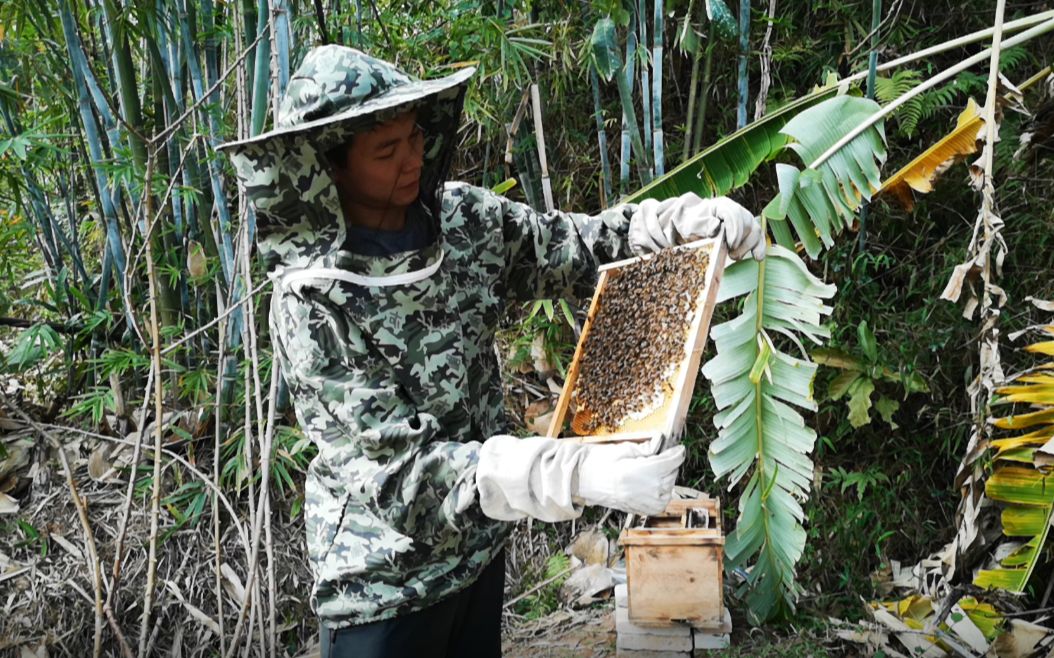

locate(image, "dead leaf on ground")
[[220, 562, 246, 606], [0, 436, 33, 479], [992, 618, 1051, 658], [566, 529, 609, 567], [0, 492, 19, 514], [559, 563, 612, 608], [524, 400, 554, 436], [88, 442, 133, 482]]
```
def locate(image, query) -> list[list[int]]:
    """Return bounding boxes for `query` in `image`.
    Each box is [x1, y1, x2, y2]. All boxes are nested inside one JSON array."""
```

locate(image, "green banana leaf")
[[621, 85, 839, 204], [763, 95, 887, 258], [701, 246, 836, 621]]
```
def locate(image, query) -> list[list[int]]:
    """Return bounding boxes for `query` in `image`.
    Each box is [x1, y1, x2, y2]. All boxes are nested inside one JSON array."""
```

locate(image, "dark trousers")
[[320, 550, 505, 658]]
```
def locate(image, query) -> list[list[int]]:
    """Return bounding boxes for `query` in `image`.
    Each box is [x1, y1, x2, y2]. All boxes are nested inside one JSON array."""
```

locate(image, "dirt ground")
[[500, 603, 846, 658]]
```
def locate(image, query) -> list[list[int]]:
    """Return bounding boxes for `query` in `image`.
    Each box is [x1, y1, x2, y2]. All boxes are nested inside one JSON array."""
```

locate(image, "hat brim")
[[217, 66, 475, 153]]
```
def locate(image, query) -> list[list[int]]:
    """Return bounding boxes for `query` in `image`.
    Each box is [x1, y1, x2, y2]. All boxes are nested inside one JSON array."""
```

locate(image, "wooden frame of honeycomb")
[[545, 236, 727, 447]]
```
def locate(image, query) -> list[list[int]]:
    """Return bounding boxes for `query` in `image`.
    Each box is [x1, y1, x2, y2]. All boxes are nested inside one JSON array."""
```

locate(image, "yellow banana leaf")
[[876, 98, 984, 210], [975, 329, 1054, 592], [871, 595, 1005, 654], [958, 598, 1004, 641], [1025, 340, 1054, 356], [992, 407, 1054, 430], [990, 430, 1053, 463]]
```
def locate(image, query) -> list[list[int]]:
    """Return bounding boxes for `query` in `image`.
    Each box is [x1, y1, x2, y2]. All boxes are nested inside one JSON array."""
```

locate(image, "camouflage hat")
[[218, 45, 474, 151]]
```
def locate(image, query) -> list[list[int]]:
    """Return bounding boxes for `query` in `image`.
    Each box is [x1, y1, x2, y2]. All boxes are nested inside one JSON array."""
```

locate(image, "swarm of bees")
[[572, 248, 710, 434]]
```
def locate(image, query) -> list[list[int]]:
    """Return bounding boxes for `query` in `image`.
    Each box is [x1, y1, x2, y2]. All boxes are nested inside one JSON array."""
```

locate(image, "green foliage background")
[[0, 0, 1053, 649]]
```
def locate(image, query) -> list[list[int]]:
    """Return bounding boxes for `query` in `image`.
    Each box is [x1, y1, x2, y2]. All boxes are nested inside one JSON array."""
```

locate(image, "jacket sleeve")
[[273, 290, 491, 550], [275, 288, 591, 531], [474, 186, 639, 304]]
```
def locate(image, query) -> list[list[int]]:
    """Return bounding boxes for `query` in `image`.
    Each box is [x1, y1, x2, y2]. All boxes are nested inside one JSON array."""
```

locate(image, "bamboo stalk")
[[267, 0, 292, 121], [616, 62, 653, 186], [736, 0, 750, 129], [240, 221, 276, 657], [589, 65, 613, 206], [58, 0, 135, 327], [137, 151, 164, 658], [101, 0, 148, 169], [681, 0, 703, 162], [753, 0, 775, 120], [530, 83, 555, 211], [652, 0, 665, 175], [213, 286, 228, 658], [691, 22, 715, 154], [810, 17, 1054, 171], [857, 0, 881, 251], [639, 0, 652, 174], [176, 0, 237, 286], [313, 0, 330, 43], [619, 8, 638, 193]]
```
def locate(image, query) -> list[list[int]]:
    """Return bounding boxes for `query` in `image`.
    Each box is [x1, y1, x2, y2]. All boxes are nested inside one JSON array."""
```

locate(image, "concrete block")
[[689, 607, 732, 634], [616, 609, 692, 638], [617, 632, 693, 653], [692, 629, 730, 652], [617, 650, 690, 658], [615, 583, 628, 609]]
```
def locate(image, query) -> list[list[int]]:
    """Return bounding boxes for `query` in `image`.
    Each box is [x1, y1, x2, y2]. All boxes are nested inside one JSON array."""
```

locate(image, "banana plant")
[[762, 95, 887, 258], [974, 326, 1054, 591], [626, 89, 888, 620], [813, 321, 930, 429]]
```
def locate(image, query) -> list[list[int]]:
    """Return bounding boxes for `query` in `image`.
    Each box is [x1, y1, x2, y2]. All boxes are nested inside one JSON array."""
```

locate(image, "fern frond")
[[876, 71, 924, 137]]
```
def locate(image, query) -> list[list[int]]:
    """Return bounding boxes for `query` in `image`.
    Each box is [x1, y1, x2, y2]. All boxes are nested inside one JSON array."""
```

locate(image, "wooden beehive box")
[[618, 495, 725, 628], [545, 237, 726, 447]]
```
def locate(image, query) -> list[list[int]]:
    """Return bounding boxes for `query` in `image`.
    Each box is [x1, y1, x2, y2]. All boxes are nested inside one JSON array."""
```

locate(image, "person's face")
[[329, 110, 425, 214]]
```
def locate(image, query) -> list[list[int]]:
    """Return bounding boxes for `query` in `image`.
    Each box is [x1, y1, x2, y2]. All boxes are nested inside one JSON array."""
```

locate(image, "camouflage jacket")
[[222, 46, 640, 628]]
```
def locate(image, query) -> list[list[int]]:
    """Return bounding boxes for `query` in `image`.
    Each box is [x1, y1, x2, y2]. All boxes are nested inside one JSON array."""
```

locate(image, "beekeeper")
[[219, 45, 764, 658]]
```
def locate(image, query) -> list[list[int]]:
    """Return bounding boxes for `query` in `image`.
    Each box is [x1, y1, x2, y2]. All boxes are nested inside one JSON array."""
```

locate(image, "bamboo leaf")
[[590, 18, 622, 82], [705, 0, 738, 41]]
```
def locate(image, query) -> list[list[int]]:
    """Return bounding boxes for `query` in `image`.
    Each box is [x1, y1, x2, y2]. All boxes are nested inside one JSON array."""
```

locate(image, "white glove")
[[628, 192, 766, 260], [476, 435, 684, 522]]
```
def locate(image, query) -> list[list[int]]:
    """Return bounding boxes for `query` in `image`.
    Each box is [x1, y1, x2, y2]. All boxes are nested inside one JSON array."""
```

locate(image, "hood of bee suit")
[[217, 45, 474, 275]]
